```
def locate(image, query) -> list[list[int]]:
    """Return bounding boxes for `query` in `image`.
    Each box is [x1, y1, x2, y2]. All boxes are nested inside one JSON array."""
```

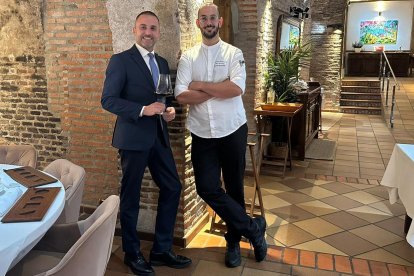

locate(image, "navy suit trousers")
[[119, 125, 181, 254]]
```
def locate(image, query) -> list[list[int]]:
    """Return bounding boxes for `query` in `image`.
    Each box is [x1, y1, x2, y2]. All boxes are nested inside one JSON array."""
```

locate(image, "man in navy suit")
[[101, 11, 191, 276]]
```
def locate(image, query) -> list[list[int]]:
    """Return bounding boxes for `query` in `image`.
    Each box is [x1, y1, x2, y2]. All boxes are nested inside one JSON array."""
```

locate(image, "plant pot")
[[354, 48, 362, 53], [261, 102, 303, 112]]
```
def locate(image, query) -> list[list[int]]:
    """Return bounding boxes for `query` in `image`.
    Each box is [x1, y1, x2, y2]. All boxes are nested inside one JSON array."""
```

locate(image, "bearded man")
[[174, 3, 267, 268]]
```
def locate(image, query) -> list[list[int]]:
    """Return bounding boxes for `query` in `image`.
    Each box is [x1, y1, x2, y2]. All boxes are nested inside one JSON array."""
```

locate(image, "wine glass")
[[155, 74, 173, 104]]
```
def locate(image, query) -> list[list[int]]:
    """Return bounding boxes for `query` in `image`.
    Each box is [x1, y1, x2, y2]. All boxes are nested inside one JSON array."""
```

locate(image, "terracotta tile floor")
[[105, 78, 414, 275]]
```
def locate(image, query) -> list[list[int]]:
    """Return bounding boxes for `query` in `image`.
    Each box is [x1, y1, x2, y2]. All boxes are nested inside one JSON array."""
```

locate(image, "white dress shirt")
[[175, 40, 247, 138]]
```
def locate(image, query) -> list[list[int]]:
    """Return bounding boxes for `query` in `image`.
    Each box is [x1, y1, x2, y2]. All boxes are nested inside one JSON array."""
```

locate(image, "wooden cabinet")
[[346, 52, 410, 77], [291, 83, 321, 160]]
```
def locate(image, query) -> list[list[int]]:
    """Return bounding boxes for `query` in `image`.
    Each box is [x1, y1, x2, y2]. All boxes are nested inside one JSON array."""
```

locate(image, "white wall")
[[346, 1, 413, 51]]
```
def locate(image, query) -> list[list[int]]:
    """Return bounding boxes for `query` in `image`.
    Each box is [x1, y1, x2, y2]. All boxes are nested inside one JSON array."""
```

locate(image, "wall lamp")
[[289, 6, 310, 19]]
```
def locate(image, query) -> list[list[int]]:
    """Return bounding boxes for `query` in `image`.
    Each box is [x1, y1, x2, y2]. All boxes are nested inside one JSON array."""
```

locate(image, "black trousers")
[[191, 123, 258, 243], [119, 125, 181, 255]]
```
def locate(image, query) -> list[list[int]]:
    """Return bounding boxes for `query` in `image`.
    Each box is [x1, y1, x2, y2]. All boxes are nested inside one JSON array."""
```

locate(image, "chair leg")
[[248, 143, 265, 217]]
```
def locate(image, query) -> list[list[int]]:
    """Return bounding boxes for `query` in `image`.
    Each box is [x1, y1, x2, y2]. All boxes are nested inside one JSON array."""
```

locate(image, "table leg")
[[287, 117, 293, 171]]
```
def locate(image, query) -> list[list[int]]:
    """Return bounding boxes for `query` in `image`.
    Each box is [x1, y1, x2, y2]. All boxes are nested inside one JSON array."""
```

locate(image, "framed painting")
[[360, 20, 398, 44], [289, 25, 300, 46]]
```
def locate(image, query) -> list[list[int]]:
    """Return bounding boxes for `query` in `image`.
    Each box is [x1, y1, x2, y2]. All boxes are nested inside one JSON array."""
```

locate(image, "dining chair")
[[44, 159, 86, 224], [0, 144, 37, 168], [7, 195, 120, 276]]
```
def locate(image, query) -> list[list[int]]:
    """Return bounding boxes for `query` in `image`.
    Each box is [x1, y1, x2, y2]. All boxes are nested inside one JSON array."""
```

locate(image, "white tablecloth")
[[0, 164, 65, 275], [381, 144, 414, 247]]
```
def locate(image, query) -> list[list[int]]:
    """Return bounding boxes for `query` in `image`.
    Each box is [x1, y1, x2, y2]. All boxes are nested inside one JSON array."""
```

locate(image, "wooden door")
[[214, 0, 233, 44]]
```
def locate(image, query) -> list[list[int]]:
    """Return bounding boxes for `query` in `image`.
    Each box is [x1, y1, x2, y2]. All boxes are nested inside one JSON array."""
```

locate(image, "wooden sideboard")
[[346, 52, 410, 77], [291, 83, 321, 160]]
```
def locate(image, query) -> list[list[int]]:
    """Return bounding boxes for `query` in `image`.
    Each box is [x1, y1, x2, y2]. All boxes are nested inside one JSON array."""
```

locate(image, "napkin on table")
[[0, 187, 23, 216]]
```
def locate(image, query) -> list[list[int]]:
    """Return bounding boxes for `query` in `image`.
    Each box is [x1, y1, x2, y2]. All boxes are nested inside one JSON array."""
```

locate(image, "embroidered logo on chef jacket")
[[214, 60, 226, 67], [239, 60, 245, 67]]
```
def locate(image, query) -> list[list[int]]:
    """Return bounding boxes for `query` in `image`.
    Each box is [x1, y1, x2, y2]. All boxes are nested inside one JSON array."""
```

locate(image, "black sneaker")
[[251, 216, 267, 262], [225, 242, 241, 267]]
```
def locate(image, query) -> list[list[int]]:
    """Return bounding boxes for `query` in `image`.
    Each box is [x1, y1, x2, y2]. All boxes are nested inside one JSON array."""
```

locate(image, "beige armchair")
[[44, 159, 86, 224], [0, 145, 37, 168], [7, 195, 120, 276]]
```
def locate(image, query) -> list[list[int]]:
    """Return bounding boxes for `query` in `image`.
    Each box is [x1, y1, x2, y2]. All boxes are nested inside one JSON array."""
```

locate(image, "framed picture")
[[360, 20, 398, 44]]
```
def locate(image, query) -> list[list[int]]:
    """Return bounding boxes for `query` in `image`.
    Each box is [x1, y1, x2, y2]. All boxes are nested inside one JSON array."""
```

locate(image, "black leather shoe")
[[124, 252, 154, 276], [225, 242, 241, 267], [150, 250, 192, 268], [251, 216, 267, 262]]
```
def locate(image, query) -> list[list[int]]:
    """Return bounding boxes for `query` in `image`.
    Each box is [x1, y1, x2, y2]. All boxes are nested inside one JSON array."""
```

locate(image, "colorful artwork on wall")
[[360, 20, 398, 44], [289, 25, 300, 46]]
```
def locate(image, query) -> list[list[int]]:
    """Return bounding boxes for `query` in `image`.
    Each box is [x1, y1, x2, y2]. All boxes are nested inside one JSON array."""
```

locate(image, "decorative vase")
[[354, 48, 362, 53]]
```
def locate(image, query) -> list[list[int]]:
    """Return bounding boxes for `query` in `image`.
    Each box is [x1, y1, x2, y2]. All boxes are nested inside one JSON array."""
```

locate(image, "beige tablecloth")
[[381, 144, 414, 247]]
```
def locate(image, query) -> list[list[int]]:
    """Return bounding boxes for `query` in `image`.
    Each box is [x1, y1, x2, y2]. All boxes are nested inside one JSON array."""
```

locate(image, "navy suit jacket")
[[101, 45, 171, 151]]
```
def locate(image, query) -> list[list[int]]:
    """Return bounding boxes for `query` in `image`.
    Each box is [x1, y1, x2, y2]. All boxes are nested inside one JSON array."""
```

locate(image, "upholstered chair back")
[[0, 145, 37, 168], [44, 159, 86, 224], [7, 195, 120, 276]]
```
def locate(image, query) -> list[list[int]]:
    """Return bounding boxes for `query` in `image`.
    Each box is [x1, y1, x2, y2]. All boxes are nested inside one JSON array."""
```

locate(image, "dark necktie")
[[148, 53, 159, 88], [148, 53, 163, 130]]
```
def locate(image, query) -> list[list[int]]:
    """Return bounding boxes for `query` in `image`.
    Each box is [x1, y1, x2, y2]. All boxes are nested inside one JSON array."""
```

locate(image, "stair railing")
[[379, 52, 400, 128]]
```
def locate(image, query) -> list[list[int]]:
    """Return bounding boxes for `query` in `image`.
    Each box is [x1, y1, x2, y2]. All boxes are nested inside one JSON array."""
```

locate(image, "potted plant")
[[263, 43, 311, 106], [262, 44, 311, 156], [352, 41, 363, 52]]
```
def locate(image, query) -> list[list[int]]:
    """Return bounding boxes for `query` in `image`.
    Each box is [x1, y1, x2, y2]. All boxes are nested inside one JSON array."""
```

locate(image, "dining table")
[[0, 164, 65, 275], [380, 144, 414, 247]]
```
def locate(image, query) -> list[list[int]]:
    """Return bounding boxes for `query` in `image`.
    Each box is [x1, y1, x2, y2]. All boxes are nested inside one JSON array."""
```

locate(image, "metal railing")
[[379, 52, 400, 128]]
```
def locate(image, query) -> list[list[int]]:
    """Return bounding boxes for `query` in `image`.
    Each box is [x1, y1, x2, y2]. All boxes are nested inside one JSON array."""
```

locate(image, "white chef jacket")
[[175, 39, 247, 138]]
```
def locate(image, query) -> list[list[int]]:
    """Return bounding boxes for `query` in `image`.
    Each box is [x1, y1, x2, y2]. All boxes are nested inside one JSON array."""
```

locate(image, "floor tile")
[[321, 231, 378, 256], [349, 224, 403, 247], [297, 200, 339, 216], [191, 260, 242, 276], [278, 178, 314, 190], [355, 248, 413, 266], [292, 239, 347, 256], [347, 205, 392, 223], [297, 186, 337, 199], [241, 267, 290, 276], [369, 200, 406, 217], [320, 195, 364, 210], [319, 182, 358, 194], [261, 182, 294, 194], [291, 266, 341, 276], [384, 241, 414, 264], [267, 224, 316, 247], [273, 191, 315, 205], [262, 195, 291, 209], [320, 211, 370, 230], [244, 260, 292, 274], [264, 211, 289, 228], [375, 217, 406, 237], [362, 186, 390, 199], [268, 205, 316, 223], [342, 191, 383, 205], [293, 217, 343, 238]]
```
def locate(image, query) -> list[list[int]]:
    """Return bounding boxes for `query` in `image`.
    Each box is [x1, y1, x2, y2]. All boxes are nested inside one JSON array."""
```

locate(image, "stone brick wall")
[[44, 0, 118, 205], [255, 0, 311, 114], [308, 0, 347, 111], [0, 0, 66, 169], [0, 55, 67, 167]]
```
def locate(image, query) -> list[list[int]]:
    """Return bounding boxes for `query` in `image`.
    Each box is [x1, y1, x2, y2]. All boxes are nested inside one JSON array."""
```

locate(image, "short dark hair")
[[136, 11, 159, 23]]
